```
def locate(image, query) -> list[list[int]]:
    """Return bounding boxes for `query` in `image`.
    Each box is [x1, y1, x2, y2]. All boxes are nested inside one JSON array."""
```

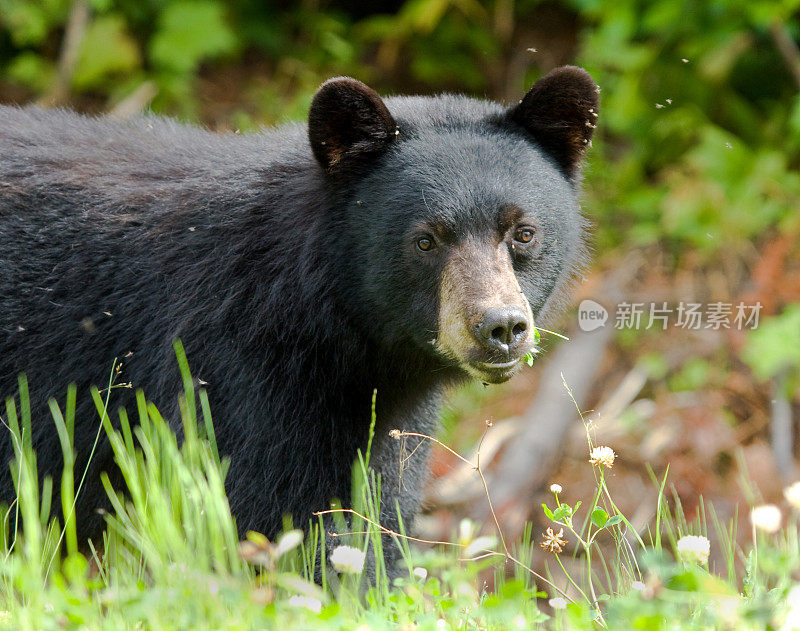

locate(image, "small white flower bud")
[[784, 481, 800, 512], [275, 529, 304, 557], [329, 545, 366, 574], [750, 504, 782, 533], [548, 597, 568, 610], [288, 594, 322, 612], [676, 535, 710, 564]]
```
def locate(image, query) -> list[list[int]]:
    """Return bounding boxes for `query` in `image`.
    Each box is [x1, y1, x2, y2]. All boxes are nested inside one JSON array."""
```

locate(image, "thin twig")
[[475, 426, 510, 557], [400, 426, 512, 557], [315, 506, 573, 602], [397, 431, 474, 468]]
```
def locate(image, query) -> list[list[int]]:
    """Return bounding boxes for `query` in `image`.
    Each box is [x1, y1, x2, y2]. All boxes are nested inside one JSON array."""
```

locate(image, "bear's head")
[[308, 67, 599, 384]]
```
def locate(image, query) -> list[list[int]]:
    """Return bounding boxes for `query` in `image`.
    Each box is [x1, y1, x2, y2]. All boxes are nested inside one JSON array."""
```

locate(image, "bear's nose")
[[475, 306, 529, 355]]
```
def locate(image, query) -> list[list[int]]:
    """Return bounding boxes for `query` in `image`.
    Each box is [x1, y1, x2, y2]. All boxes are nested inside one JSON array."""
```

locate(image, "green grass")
[[0, 344, 797, 629]]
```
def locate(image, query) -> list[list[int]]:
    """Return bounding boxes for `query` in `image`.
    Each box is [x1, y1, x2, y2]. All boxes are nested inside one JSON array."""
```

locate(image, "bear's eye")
[[514, 226, 536, 244], [417, 236, 435, 252]]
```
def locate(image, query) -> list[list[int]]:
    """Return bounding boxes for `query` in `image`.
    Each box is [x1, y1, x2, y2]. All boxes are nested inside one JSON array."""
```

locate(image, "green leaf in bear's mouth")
[[523, 327, 569, 366]]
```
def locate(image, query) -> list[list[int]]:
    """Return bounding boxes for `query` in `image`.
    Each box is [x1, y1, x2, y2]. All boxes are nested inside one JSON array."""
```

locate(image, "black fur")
[[0, 68, 597, 560]]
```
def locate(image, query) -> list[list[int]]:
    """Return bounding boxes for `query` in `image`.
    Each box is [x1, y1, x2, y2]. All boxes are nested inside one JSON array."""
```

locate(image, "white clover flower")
[[631, 581, 646, 591], [329, 545, 366, 574], [676, 535, 710, 564], [549, 483, 563, 494], [548, 597, 568, 610], [288, 594, 322, 613], [589, 446, 616, 468], [784, 481, 800, 512], [750, 504, 782, 533], [413, 567, 428, 581]]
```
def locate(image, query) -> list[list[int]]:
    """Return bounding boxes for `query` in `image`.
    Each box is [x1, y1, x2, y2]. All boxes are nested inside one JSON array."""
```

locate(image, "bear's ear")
[[506, 66, 599, 178], [308, 77, 398, 174]]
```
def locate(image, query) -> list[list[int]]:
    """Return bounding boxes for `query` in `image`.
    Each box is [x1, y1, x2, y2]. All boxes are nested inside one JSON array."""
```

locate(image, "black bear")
[[0, 66, 598, 555]]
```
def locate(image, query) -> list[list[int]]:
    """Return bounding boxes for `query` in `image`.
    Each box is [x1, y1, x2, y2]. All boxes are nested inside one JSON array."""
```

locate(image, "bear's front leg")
[[365, 407, 437, 579]]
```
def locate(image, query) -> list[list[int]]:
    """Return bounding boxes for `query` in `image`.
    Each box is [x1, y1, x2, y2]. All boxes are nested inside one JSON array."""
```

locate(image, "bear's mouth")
[[466, 359, 522, 384]]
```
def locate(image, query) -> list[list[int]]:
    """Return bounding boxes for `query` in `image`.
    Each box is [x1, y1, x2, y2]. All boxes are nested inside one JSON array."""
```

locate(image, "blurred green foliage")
[[580, 0, 800, 255], [744, 304, 800, 392]]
